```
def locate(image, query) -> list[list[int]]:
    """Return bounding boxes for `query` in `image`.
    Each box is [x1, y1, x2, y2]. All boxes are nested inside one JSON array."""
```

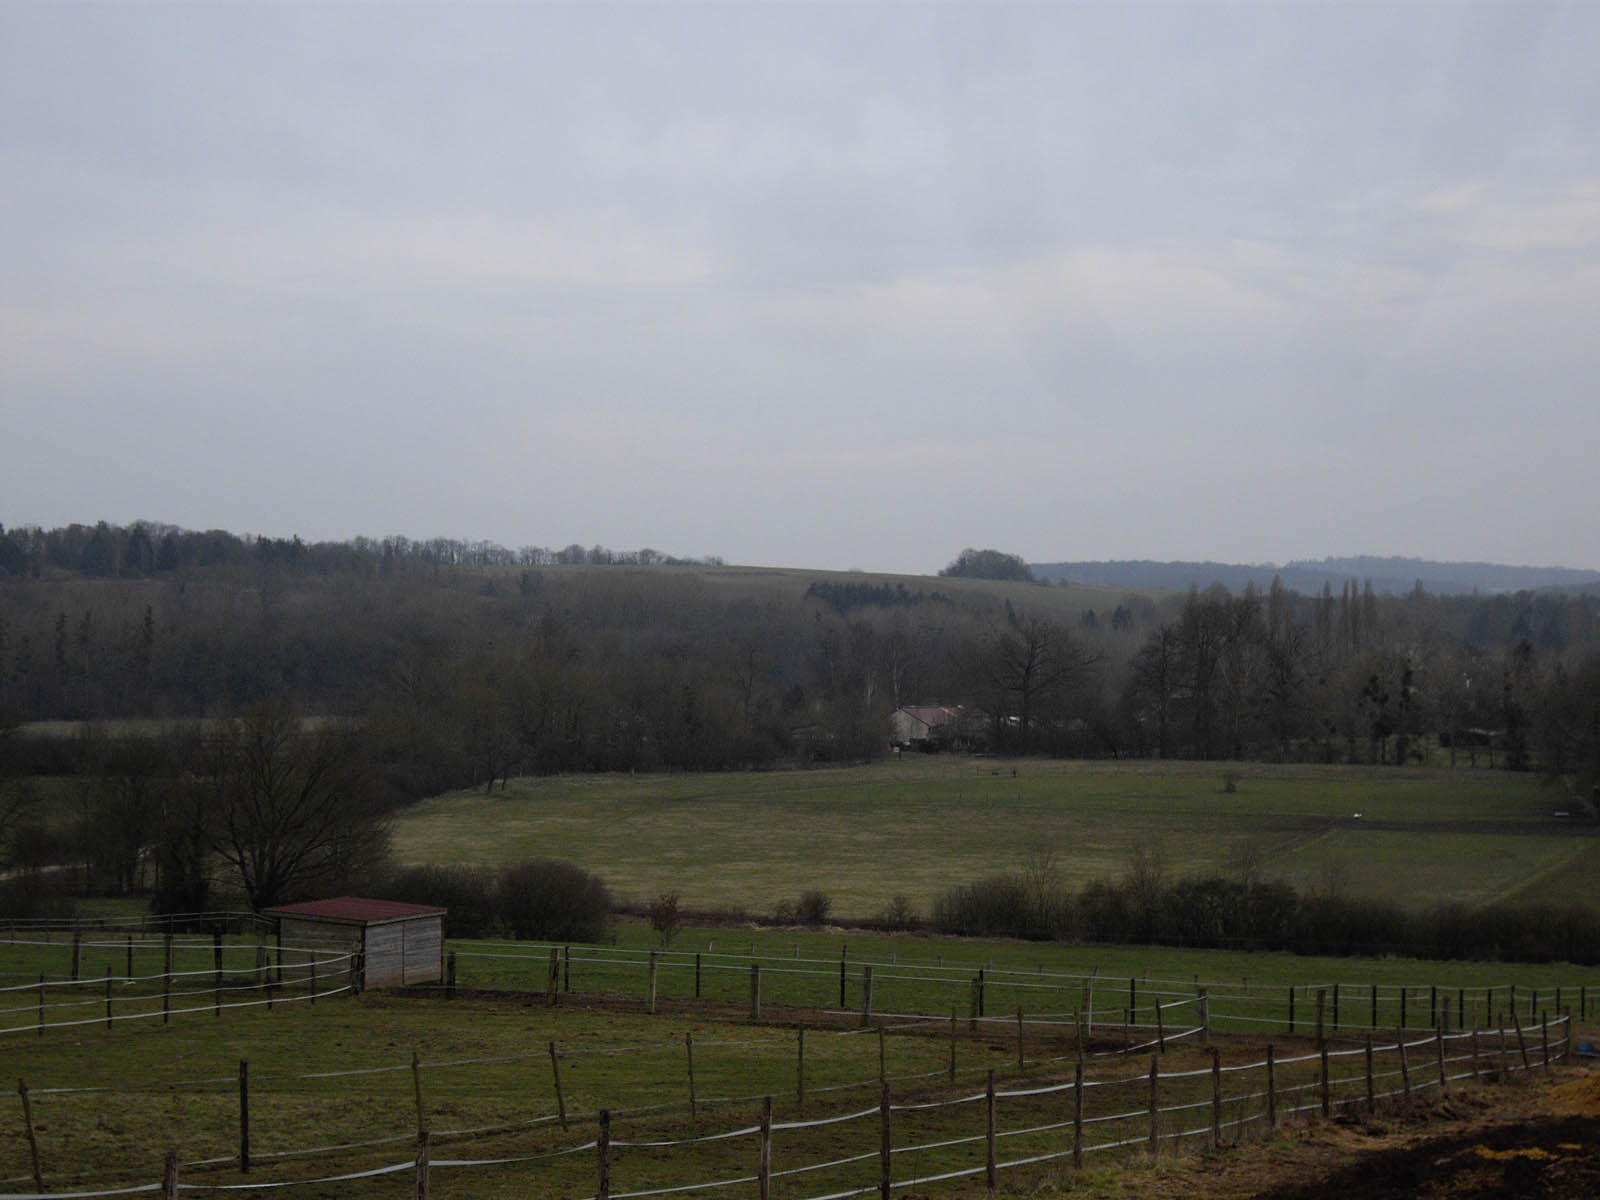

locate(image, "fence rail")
[[2, 1014, 1572, 1199], [439, 939, 1596, 1035], [0, 929, 357, 1037]]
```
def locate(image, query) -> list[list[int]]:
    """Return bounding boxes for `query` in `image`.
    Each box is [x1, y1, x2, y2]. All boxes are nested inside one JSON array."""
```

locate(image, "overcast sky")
[[4, 2, 1598, 574]]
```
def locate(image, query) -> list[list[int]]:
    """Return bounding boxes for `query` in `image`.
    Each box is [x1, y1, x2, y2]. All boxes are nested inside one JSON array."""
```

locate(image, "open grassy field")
[[391, 758, 1594, 919], [4, 921, 1594, 1200]]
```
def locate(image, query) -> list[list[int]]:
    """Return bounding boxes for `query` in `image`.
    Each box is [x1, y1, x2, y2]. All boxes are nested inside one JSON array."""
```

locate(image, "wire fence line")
[[0, 932, 359, 1037], [2, 1014, 1573, 1200], [439, 938, 1597, 1035]]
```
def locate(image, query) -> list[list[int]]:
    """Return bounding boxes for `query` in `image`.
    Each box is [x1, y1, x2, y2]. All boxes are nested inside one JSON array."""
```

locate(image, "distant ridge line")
[[1028, 556, 1600, 596]]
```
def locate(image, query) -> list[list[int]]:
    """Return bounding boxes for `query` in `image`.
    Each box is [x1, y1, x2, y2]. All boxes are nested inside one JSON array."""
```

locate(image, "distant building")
[[891, 705, 971, 752], [265, 897, 447, 990]]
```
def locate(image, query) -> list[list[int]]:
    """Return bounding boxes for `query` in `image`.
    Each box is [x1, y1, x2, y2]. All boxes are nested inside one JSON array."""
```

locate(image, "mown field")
[[391, 758, 1594, 918]]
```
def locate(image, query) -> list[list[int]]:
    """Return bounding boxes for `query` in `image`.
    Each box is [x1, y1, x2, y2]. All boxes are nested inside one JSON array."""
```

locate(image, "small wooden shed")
[[265, 897, 448, 989]]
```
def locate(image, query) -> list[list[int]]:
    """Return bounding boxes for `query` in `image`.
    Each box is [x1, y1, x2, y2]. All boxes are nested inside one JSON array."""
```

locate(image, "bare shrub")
[[648, 891, 681, 947], [497, 858, 611, 943], [881, 893, 918, 931], [796, 890, 831, 925]]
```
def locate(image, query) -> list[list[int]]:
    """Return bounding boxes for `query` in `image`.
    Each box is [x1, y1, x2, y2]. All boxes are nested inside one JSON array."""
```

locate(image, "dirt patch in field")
[[1112, 1066, 1600, 1200]]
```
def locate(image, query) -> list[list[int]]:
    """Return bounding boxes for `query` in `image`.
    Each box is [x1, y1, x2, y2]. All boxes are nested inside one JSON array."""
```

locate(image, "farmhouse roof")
[[264, 897, 447, 925], [898, 705, 962, 727]]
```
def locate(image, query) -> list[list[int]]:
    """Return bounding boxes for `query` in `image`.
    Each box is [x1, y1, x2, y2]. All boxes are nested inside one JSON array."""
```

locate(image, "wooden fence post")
[[1364, 1037, 1375, 1112], [1210, 1046, 1222, 1149], [1436, 1027, 1447, 1092], [162, 1149, 178, 1200], [1287, 985, 1295, 1034], [1198, 986, 1210, 1041], [1072, 1061, 1084, 1169], [1400, 986, 1407, 1030], [750, 962, 762, 1022], [1156, 999, 1166, 1052], [647, 951, 658, 1015], [411, 1050, 426, 1137], [597, 1110, 611, 1200], [1332, 983, 1340, 1031], [19, 1080, 44, 1190], [126, 935, 134, 981], [105, 966, 113, 1030], [860, 965, 874, 1027], [1397, 1028, 1410, 1100], [685, 1031, 697, 1120], [1266, 1045, 1277, 1129], [415, 1130, 430, 1200], [695, 952, 703, 1000], [759, 1096, 773, 1200], [549, 1041, 567, 1128], [239, 1058, 250, 1173], [1147, 1055, 1160, 1158], [948, 1009, 957, 1080], [879, 1081, 892, 1200], [1540, 1011, 1550, 1074], [563, 944, 571, 993], [985, 1070, 997, 1194], [1319, 1042, 1330, 1116], [1513, 1013, 1531, 1071]]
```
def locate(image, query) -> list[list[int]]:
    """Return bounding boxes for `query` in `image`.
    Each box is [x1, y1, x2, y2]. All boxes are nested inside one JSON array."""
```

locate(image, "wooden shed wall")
[[362, 916, 443, 987], [402, 917, 442, 985]]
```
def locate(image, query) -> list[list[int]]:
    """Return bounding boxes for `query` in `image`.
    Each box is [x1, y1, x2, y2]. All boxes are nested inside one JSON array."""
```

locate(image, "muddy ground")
[[1070, 1060, 1600, 1199]]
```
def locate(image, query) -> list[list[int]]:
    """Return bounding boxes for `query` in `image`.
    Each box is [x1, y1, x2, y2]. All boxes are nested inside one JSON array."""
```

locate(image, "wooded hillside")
[[2, 520, 1599, 799]]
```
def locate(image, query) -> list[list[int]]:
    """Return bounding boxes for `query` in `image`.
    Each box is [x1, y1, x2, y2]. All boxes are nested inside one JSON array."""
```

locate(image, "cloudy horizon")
[[5, 2, 1598, 575]]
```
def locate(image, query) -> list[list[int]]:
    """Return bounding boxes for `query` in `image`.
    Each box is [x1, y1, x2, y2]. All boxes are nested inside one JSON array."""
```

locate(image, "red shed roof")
[[264, 897, 447, 925]]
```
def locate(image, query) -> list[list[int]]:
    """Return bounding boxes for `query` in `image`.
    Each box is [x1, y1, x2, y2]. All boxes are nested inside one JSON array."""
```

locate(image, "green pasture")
[[4, 920, 1594, 1199], [3, 935, 1588, 1199], [0, 983, 1128, 1197], [392, 758, 1592, 918]]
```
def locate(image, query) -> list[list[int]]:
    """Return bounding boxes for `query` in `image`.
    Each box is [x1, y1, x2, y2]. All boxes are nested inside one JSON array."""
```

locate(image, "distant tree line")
[[0, 520, 722, 581]]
